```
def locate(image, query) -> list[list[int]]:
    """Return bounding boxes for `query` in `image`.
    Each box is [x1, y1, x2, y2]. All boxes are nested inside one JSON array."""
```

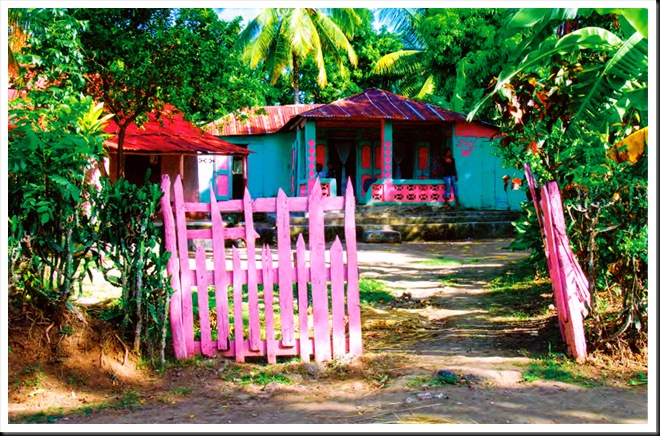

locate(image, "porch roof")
[[104, 104, 251, 156], [293, 88, 468, 123], [205, 104, 323, 136]]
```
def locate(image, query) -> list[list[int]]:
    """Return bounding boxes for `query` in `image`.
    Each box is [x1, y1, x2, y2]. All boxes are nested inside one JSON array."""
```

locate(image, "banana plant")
[[468, 8, 648, 144]]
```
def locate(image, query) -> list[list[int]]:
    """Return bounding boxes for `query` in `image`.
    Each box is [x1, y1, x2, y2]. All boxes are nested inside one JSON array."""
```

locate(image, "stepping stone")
[[361, 229, 402, 243]]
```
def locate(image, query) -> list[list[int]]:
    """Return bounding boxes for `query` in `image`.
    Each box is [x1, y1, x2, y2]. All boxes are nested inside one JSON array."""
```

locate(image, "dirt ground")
[[5, 238, 651, 430]]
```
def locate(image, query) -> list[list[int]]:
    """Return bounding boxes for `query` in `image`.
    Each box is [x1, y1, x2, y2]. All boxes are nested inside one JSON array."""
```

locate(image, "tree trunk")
[[292, 54, 300, 104], [117, 125, 127, 180]]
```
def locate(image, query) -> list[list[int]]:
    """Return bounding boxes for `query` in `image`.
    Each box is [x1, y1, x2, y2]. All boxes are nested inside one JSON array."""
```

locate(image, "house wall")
[[453, 133, 527, 211], [221, 132, 295, 198]]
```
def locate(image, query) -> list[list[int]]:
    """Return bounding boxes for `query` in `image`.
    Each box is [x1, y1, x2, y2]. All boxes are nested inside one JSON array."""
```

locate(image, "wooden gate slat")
[[194, 246, 214, 356], [296, 235, 311, 363], [243, 189, 261, 352], [308, 178, 331, 362], [262, 245, 277, 363], [210, 188, 230, 350], [330, 237, 346, 359], [160, 176, 186, 359], [344, 178, 362, 356], [162, 174, 362, 364], [173, 175, 195, 357], [232, 247, 245, 363], [276, 189, 296, 347]]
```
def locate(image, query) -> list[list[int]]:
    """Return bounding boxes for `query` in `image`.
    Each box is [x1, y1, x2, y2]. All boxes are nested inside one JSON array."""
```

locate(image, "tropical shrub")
[[91, 175, 172, 366]]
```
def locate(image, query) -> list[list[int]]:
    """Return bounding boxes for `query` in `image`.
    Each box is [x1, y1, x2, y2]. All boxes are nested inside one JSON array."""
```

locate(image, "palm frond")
[[373, 50, 424, 76], [312, 11, 357, 67]]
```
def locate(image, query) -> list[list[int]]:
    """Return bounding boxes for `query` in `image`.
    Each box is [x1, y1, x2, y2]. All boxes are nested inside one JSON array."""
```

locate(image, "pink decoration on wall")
[[457, 138, 476, 156], [383, 141, 392, 178], [308, 140, 317, 178]]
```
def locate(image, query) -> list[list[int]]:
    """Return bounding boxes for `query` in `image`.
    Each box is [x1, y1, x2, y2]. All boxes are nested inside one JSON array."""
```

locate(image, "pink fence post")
[[243, 188, 262, 352], [194, 246, 214, 356], [308, 178, 331, 362], [547, 182, 588, 362], [210, 187, 230, 350], [276, 189, 296, 347], [160, 175, 186, 359], [262, 245, 277, 364], [330, 237, 346, 359], [344, 178, 362, 355], [296, 235, 311, 363], [173, 175, 194, 357], [232, 247, 245, 363]]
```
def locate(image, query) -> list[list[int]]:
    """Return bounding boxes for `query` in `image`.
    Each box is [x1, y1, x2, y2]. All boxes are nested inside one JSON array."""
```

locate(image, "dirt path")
[[8, 239, 649, 428]]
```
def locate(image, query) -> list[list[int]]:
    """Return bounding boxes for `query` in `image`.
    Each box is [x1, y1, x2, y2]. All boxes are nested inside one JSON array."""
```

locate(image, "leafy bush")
[[8, 95, 109, 316], [91, 175, 172, 367]]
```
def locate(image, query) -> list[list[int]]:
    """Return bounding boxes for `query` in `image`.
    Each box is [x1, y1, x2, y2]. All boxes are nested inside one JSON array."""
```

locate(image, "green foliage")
[[8, 93, 109, 315], [91, 175, 172, 367], [234, 8, 362, 103], [237, 369, 292, 386], [358, 278, 395, 306], [373, 8, 512, 110], [479, 8, 648, 353], [522, 350, 600, 387]]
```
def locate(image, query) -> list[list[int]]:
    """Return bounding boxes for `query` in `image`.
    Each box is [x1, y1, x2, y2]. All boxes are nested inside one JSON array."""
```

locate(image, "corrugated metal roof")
[[299, 88, 467, 122], [104, 104, 250, 156], [205, 104, 323, 136]]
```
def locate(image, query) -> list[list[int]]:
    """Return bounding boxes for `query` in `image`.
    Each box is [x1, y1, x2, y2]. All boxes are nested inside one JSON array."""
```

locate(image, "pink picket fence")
[[524, 164, 590, 362], [159, 175, 362, 363]]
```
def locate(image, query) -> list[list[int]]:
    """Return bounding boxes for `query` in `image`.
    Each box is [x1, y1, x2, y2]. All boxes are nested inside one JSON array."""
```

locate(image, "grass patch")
[[237, 369, 292, 386], [485, 261, 553, 320], [522, 351, 600, 388], [416, 255, 462, 267], [628, 372, 648, 386], [359, 278, 395, 306]]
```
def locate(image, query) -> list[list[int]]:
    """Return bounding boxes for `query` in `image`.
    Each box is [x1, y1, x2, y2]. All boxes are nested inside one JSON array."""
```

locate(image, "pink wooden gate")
[[524, 164, 590, 362], [160, 175, 362, 363]]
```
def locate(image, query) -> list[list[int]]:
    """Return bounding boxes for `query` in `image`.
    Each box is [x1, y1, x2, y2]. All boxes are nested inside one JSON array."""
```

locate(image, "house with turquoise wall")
[[204, 89, 527, 211]]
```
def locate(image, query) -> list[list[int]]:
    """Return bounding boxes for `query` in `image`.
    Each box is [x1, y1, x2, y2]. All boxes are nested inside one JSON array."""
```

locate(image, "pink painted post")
[[307, 178, 331, 362], [540, 184, 568, 342], [173, 175, 194, 357], [344, 178, 362, 355], [194, 246, 214, 356], [296, 235, 311, 363], [262, 245, 277, 364], [330, 237, 346, 359], [160, 175, 186, 359], [209, 187, 230, 350], [232, 247, 245, 363], [276, 189, 295, 347], [243, 188, 261, 352], [547, 182, 588, 362]]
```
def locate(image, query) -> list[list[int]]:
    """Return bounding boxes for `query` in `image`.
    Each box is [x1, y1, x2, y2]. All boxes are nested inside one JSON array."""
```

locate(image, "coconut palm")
[[234, 8, 361, 104], [372, 8, 433, 99]]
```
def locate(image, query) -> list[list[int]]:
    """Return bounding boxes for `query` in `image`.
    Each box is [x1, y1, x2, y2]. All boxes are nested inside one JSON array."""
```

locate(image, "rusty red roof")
[[298, 88, 467, 122], [205, 104, 323, 136], [104, 104, 250, 156]]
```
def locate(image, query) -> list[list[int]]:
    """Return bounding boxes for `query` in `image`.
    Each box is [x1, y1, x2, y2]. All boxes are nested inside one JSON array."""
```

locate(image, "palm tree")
[[234, 8, 361, 104], [372, 8, 433, 99]]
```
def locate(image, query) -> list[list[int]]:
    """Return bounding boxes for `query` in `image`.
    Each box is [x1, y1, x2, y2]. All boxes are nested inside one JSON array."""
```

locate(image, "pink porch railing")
[[524, 164, 590, 362], [160, 175, 362, 363], [368, 179, 454, 203]]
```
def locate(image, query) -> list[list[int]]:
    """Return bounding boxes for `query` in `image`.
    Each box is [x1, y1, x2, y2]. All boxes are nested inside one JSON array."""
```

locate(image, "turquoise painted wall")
[[221, 132, 295, 198], [454, 134, 526, 211]]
